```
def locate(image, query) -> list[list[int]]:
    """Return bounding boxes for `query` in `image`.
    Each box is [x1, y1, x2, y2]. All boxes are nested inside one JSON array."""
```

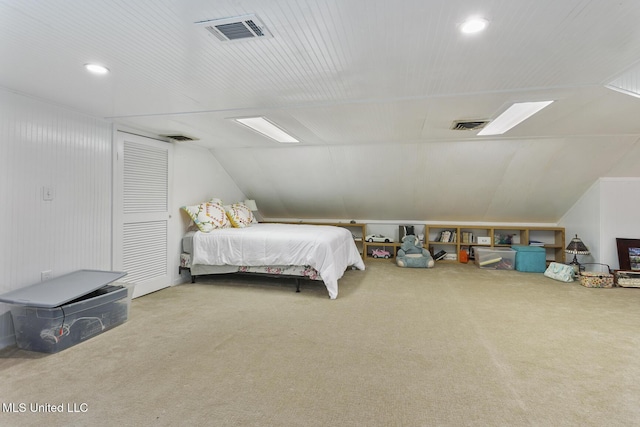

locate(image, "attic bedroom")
[[2, 1, 640, 425]]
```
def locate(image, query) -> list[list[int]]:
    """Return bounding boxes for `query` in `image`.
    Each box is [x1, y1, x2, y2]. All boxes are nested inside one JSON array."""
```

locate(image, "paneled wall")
[[560, 177, 640, 269], [0, 90, 113, 348]]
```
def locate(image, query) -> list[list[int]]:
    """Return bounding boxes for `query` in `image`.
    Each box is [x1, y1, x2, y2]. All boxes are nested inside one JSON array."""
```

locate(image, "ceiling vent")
[[450, 120, 489, 131], [196, 14, 272, 42], [161, 134, 199, 142]]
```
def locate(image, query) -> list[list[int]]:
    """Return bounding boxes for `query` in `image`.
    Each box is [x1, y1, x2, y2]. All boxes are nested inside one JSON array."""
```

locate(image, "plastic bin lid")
[[0, 269, 127, 308]]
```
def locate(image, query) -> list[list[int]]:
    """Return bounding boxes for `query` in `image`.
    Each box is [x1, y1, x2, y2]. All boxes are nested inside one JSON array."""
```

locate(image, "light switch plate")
[[42, 186, 55, 201]]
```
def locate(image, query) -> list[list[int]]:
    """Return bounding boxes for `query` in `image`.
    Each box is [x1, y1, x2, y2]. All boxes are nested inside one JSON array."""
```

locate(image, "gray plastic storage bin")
[[0, 270, 132, 353]]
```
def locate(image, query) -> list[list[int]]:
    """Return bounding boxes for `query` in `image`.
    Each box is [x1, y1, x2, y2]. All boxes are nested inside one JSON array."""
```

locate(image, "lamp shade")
[[565, 234, 590, 255], [243, 199, 258, 211]]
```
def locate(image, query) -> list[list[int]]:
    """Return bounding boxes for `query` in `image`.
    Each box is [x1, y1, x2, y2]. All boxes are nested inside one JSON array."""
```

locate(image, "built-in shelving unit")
[[426, 225, 565, 264], [274, 221, 565, 264]]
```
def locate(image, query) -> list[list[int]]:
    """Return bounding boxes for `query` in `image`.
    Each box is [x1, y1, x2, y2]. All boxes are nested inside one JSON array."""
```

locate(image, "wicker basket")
[[615, 270, 640, 288], [579, 263, 613, 288]]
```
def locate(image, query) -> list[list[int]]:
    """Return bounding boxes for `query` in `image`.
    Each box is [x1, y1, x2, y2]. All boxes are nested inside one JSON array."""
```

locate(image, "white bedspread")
[[191, 223, 365, 299]]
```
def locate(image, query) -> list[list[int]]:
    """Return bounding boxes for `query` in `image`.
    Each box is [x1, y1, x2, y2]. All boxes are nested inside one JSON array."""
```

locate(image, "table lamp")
[[243, 199, 258, 211], [565, 234, 590, 274], [244, 199, 259, 222]]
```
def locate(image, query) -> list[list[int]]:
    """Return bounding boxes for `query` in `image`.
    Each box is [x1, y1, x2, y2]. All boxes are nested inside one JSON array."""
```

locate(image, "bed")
[[180, 223, 365, 299]]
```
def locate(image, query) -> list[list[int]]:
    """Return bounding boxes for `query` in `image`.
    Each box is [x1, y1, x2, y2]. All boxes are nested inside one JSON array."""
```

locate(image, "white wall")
[[0, 89, 113, 348], [560, 178, 640, 270], [600, 178, 640, 269], [170, 143, 246, 284], [559, 180, 601, 265]]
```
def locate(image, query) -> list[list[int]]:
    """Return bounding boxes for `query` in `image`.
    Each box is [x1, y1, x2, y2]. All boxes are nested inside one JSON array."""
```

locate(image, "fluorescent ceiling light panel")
[[234, 117, 299, 143], [477, 101, 554, 136]]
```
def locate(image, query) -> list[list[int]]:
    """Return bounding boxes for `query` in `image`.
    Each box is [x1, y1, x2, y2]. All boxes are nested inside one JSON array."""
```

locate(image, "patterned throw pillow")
[[181, 202, 230, 232], [225, 203, 255, 228]]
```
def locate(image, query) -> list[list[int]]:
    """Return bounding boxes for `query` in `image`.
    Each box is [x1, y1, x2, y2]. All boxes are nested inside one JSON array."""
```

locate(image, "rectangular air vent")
[[196, 14, 272, 42], [451, 120, 489, 131], [160, 134, 199, 142]]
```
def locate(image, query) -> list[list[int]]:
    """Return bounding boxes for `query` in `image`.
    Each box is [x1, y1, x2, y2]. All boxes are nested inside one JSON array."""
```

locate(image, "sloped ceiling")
[[2, 0, 640, 222]]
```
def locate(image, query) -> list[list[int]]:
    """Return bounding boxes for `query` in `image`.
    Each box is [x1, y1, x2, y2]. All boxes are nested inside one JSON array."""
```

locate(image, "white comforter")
[[191, 223, 365, 299]]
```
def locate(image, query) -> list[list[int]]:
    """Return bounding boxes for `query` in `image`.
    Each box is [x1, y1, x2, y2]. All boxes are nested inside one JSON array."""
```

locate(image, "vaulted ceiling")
[[3, 0, 640, 222]]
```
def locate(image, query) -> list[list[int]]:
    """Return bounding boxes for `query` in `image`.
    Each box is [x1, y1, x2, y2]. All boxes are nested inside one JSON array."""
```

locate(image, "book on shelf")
[[529, 240, 545, 246], [448, 230, 458, 242], [435, 229, 459, 243], [433, 250, 447, 261]]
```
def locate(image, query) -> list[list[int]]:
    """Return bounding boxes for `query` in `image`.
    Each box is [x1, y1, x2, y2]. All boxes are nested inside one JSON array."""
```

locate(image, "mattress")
[[182, 230, 197, 254], [190, 223, 365, 299]]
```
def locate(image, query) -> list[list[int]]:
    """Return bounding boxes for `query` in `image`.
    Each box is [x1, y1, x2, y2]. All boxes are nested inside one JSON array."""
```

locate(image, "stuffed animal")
[[396, 235, 435, 268]]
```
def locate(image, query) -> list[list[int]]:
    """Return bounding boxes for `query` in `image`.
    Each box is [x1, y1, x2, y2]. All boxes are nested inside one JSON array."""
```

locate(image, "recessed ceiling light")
[[460, 18, 488, 34], [84, 63, 110, 75], [477, 101, 554, 136], [233, 117, 299, 143]]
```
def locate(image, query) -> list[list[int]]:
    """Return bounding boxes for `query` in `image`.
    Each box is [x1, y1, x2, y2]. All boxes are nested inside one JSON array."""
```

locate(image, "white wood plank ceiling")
[[2, 0, 640, 222]]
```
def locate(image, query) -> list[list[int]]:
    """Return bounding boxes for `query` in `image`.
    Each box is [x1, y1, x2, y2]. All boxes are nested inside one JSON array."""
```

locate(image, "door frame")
[[112, 129, 173, 298]]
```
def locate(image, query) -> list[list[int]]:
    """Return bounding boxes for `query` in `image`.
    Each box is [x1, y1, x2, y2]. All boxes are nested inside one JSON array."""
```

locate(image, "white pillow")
[[181, 202, 230, 232], [225, 203, 255, 228]]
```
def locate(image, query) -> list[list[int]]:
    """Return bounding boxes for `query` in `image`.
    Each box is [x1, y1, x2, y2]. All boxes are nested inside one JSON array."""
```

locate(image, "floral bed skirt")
[[180, 253, 322, 281]]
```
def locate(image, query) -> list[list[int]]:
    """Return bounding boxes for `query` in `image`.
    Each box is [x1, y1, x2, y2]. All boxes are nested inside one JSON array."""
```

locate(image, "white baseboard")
[[172, 275, 190, 286]]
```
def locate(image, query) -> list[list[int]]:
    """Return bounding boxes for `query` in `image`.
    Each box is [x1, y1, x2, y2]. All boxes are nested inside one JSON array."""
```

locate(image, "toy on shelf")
[[371, 248, 391, 259], [396, 235, 434, 268], [365, 234, 393, 243]]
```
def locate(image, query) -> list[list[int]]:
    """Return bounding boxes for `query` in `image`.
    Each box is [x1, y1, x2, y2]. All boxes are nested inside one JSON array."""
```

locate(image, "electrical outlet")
[[41, 270, 52, 281]]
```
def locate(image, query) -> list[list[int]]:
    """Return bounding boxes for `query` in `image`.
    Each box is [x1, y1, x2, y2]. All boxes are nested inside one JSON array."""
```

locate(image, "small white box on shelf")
[[477, 236, 491, 245]]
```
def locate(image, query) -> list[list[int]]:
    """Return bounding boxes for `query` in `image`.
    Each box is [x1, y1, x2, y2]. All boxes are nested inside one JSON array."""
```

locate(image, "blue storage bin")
[[512, 245, 547, 273]]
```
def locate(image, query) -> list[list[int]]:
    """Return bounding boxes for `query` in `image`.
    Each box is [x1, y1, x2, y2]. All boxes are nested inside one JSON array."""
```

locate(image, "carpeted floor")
[[2, 261, 640, 426]]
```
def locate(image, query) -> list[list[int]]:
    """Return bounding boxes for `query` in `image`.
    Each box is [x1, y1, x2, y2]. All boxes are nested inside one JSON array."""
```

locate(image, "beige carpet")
[[2, 261, 640, 426]]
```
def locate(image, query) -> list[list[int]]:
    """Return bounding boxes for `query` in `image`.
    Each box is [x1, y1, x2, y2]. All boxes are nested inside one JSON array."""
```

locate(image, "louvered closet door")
[[114, 132, 172, 298]]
